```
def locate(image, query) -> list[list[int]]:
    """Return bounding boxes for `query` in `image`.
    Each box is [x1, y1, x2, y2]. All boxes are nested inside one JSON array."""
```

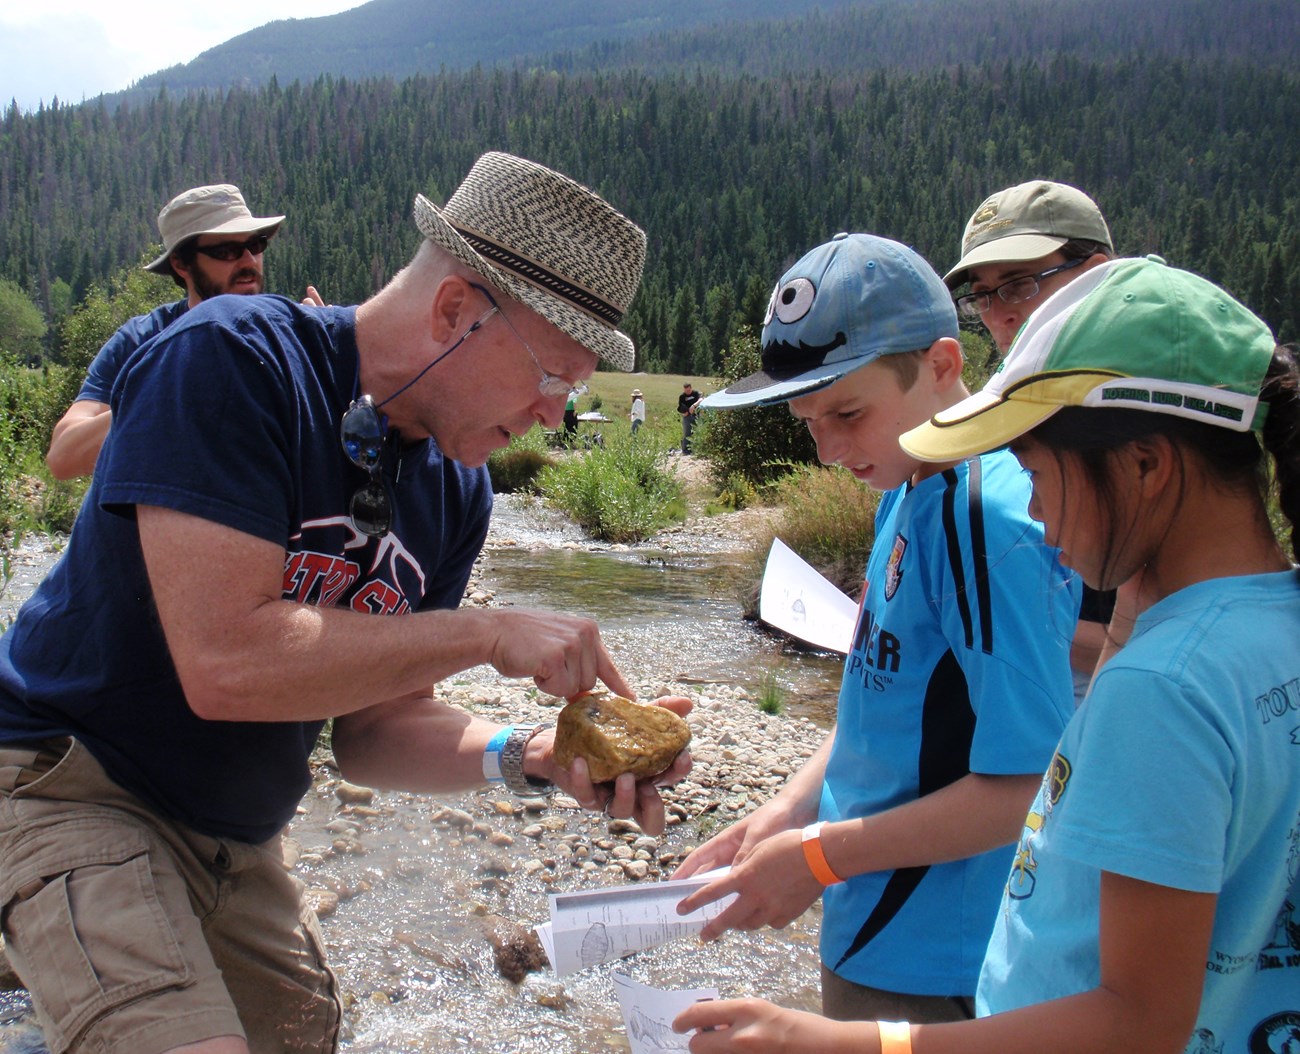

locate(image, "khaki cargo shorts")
[[0, 738, 342, 1054]]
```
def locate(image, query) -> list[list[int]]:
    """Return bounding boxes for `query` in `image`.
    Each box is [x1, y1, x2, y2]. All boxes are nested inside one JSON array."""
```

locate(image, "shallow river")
[[0, 494, 845, 1052]]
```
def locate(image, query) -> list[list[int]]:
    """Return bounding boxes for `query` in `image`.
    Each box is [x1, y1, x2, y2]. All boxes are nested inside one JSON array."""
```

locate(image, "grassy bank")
[[572, 370, 718, 439]]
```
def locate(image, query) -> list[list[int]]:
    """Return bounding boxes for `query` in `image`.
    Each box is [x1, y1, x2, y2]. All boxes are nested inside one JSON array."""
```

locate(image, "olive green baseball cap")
[[944, 180, 1113, 289], [901, 255, 1276, 463]]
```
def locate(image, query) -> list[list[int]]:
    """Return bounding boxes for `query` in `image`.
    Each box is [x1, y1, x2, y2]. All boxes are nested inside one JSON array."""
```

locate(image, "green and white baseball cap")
[[901, 255, 1276, 463]]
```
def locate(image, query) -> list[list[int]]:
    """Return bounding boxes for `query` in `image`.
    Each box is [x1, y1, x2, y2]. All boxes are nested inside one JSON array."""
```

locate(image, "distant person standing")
[[45, 184, 305, 479], [563, 385, 581, 436], [629, 388, 646, 434], [677, 381, 702, 454]]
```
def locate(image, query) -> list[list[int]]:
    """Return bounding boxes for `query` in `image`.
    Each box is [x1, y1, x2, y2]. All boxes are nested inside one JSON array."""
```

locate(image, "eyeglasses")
[[339, 394, 394, 538], [193, 235, 270, 262], [955, 257, 1086, 319], [469, 283, 576, 398]]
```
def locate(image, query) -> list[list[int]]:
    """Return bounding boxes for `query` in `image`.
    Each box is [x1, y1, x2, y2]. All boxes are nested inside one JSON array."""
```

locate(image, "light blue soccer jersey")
[[979, 571, 1300, 1052], [820, 449, 1078, 995]]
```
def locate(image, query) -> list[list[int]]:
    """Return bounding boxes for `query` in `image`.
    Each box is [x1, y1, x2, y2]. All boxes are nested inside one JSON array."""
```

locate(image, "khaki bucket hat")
[[145, 184, 284, 275], [413, 152, 646, 371]]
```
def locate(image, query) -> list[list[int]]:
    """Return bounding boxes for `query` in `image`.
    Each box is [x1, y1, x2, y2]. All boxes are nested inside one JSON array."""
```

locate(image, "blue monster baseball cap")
[[701, 232, 959, 409]]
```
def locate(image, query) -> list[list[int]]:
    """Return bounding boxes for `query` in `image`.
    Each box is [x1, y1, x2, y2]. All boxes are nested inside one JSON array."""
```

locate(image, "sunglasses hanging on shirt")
[[339, 395, 395, 538]]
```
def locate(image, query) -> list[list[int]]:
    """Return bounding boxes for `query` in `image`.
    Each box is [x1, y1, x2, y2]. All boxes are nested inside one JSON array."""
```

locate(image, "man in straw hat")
[[0, 152, 690, 1053], [46, 182, 309, 479]]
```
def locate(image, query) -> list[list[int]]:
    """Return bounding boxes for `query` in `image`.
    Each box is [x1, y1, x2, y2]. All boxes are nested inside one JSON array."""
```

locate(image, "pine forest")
[[1, 0, 1298, 374]]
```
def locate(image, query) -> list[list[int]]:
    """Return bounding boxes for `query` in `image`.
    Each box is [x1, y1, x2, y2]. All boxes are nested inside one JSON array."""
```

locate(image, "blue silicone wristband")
[[483, 725, 514, 782]]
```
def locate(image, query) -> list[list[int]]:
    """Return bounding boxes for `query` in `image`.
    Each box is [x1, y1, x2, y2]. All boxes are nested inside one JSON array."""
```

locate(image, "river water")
[[0, 494, 845, 1053]]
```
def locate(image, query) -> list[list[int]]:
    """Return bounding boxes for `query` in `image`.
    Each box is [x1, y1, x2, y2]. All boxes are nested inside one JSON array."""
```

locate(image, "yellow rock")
[[553, 691, 690, 783]]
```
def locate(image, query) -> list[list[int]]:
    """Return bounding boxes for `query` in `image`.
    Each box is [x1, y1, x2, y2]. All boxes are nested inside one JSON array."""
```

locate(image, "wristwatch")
[[497, 722, 555, 798]]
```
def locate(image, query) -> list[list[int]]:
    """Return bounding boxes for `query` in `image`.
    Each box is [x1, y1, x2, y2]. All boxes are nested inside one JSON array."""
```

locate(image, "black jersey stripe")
[[966, 457, 994, 655], [831, 865, 929, 971], [832, 650, 975, 972], [941, 469, 974, 650]]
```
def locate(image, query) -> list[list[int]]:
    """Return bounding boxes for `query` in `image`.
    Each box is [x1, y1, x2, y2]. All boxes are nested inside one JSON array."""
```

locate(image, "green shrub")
[[0, 363, 62, 460], [716, 471, 756, 511], [769, 463, 878, 593], [959, 329, 999, 393], [487, 430, 556, 494], [32, 478, 87, 535], [755, 667, 786, 715], [693, 328, 818, 489], [537, 430, 681, 543], [0, 370, 18, 541]]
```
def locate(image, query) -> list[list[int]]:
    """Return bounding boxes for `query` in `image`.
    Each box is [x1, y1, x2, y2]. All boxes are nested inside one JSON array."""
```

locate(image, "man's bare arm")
[[46, 400, 111, 479], [137, 504, 632, 723]]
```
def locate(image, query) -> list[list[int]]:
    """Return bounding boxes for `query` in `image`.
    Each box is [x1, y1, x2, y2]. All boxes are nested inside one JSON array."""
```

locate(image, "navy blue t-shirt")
[[77, 298, 189, 404], [0, 294, 492, 843]]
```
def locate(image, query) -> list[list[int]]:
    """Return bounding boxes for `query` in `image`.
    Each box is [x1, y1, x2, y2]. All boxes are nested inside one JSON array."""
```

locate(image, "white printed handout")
[[535, 866, 735, 976], [758, 537, 859, 654], [611, 973, 719, 1054]]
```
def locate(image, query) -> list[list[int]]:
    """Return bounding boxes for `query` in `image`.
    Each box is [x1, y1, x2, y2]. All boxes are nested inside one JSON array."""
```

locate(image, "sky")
[[0, 0, 367, 114]]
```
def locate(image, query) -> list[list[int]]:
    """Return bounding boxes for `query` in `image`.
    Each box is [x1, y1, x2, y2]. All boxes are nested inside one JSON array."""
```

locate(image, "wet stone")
[[553, 691, 691, 783], [335, 782, 375, 805], [305, 888, 340, 918]]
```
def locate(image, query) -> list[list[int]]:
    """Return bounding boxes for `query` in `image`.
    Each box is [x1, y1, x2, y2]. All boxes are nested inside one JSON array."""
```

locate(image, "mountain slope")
[[119, 0, 1299, 105], [126, 0, 862, 99]]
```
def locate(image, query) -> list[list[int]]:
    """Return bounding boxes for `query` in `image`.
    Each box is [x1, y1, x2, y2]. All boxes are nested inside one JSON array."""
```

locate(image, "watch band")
[[498, 722, 554, 798]]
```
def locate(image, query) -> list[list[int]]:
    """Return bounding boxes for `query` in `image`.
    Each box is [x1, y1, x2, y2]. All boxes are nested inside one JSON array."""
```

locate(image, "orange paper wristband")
[[800, 821, 844, 886], [878, 1020, 913, 1054]]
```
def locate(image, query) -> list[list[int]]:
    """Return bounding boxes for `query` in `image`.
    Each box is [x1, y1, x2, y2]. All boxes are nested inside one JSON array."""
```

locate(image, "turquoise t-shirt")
[[979, 571, 1300, 1052], [820, 449, 1079, 995]]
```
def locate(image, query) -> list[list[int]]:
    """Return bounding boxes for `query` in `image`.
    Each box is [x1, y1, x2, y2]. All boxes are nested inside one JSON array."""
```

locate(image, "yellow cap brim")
[[901, 373, 1116, 462]]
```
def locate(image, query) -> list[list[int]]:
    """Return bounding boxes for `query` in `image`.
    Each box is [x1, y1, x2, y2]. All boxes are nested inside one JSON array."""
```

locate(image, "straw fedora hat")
[[413, 152, 646, 371], [145, 184, 284, 276]]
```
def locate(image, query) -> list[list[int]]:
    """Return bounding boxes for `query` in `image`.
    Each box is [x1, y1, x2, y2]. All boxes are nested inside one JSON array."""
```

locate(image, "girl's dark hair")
[[1260, 343, 1300, 558], [1029, 343, 1300, 577]]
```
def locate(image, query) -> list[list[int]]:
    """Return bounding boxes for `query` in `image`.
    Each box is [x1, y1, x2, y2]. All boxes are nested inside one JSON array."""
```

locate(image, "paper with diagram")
[[758, 537, 859, 654], [611, 972, 719, 1054], [535, 866, 735, 976]]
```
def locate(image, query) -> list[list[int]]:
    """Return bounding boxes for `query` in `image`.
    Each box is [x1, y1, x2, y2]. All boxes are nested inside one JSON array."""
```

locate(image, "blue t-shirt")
[[979, 571, 1300, 1051], [0, 294, 493, 843], [77, 298, 189, 403], [820, 450, 1078, 996]]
